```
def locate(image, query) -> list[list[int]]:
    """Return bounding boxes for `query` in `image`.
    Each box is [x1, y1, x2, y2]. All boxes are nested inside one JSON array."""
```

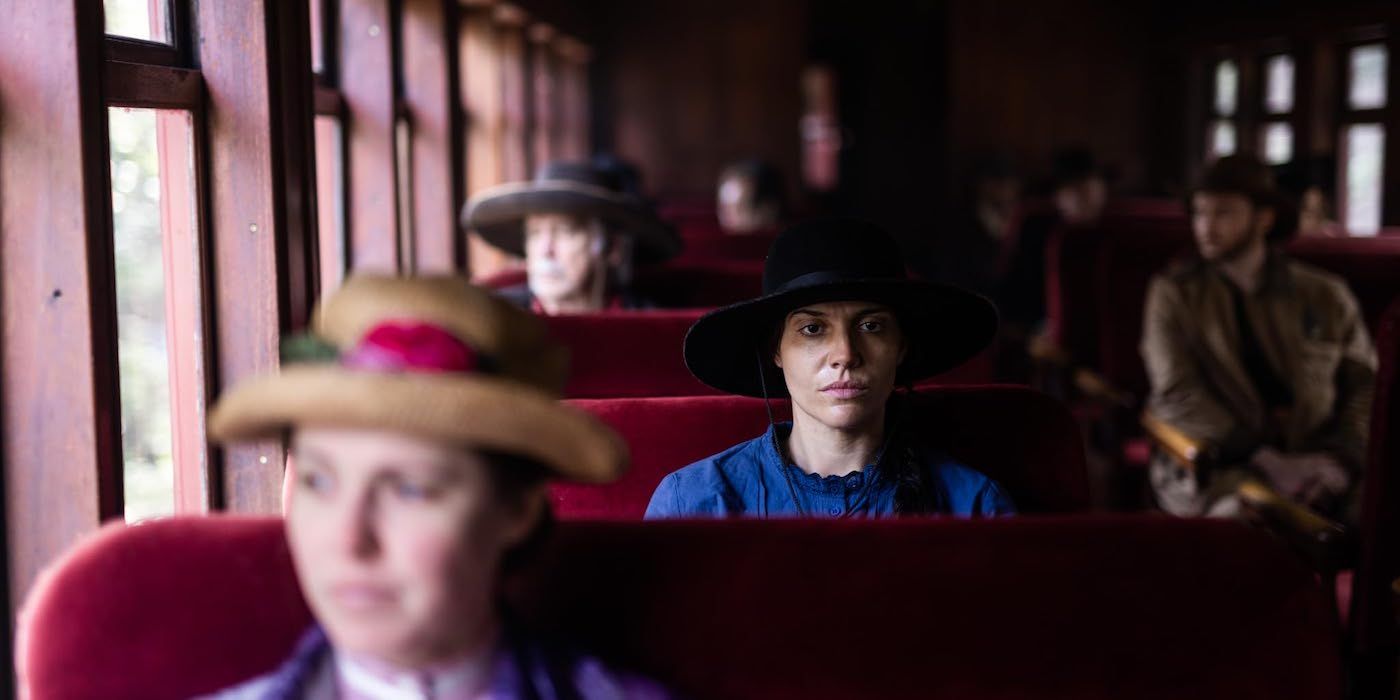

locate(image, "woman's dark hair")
[[884, 390, 936, 515], [481, 451, 554, 574]]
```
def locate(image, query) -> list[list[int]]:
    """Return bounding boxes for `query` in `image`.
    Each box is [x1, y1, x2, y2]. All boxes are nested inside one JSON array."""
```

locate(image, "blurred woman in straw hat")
[[201, 275, 670, 699]]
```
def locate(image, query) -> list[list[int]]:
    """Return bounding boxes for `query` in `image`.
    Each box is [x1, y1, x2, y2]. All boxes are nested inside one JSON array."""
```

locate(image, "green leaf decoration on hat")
[[280, 333, 341, 365]]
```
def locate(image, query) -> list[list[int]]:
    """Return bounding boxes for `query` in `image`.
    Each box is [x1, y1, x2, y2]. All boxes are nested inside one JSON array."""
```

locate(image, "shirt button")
[[828, 506, 842, 516]]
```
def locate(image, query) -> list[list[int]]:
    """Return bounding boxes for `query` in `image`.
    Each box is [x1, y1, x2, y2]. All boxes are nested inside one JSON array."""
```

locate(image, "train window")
[[310, 0, 328, 76], [1260, 122, 1293, 165], [395, 115, 417, 273], [104, 0, 169, 43], [1341, 124, 1385, 235], [315, 115, 347, 294], [1213, 60, 1239, 117], [1348, 43, 1388, 110], [1264, 54, 1295, 114], [1207, 120, 1237, 159], [108, 107, 206, 522]]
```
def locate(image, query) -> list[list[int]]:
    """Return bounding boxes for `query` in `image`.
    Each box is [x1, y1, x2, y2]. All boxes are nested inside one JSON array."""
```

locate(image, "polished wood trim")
[[104, 36, 179, 66], [403, 0, 466, 273], [154, 112, 213, 513], [103, 61, 202, 109], [341, 0, 403, 272], [198, 0, 318, 513], [314, 84, 346, 116], [0, 0, 120, 616]]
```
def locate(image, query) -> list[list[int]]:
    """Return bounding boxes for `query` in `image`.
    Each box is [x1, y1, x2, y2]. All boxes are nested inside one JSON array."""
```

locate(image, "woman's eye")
[[859, 320, 885, 332], [391, 480, 436, 502], [797, 323, 823, 336], [299, 470, 334, 495]]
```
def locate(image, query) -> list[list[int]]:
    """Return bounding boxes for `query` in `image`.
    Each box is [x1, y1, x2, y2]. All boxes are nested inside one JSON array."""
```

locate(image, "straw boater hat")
[[207, 275, 627, 483], [684, 218, 999, 398], [461, 161, 682, 264]]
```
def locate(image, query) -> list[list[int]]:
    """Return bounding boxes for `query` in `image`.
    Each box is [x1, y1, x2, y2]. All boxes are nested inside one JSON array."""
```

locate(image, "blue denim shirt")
[[644, 422, 1016, 518]]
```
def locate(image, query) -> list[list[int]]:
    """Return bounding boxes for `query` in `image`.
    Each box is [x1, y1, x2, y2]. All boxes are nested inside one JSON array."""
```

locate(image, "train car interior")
[[2, 0, 1400, 697]]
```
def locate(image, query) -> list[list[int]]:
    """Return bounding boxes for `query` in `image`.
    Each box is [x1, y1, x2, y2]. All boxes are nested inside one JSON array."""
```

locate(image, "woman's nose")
[[828, 328, 862, 368], [338, 490, 381, 560]]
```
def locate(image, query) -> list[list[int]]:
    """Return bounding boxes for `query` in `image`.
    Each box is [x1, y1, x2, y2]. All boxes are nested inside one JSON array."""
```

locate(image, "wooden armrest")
[[1027, 332, 1071, 366], [1140, 410, 1203, 470], [1072, 368, 1133, 408], [1235, 479, 1349, 571]]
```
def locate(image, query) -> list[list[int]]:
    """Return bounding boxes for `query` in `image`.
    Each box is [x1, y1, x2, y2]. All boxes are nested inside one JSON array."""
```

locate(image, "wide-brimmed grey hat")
[[461, 161, 681, 263]]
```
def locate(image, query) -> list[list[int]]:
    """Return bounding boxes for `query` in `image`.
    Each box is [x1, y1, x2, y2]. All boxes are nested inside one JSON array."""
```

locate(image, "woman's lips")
[[820, 381, 869, 399], [328, 582, 398, 611]]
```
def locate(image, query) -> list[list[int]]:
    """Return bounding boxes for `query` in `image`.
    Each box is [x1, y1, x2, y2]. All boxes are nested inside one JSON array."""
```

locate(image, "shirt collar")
[[334, 643, 498, 700], [761, 421, 892, 495]]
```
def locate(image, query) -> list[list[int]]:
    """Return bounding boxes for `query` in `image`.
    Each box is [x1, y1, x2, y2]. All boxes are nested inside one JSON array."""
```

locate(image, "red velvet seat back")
[[633, 259, 764, 308], [544, 310, 720, 398], [21, 516, 1342, 699], [1045, 216, 1193, 388], [1093, 221, 1195, 399], [1285, 236, 1400, 330], [1353, 301, 1400, 684], [552, 386, 1090, 518], [674, 231, 777, 262]]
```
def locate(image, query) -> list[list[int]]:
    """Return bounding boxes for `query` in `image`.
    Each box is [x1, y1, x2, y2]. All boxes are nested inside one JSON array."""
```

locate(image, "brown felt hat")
[[207, 275, 628, 483]]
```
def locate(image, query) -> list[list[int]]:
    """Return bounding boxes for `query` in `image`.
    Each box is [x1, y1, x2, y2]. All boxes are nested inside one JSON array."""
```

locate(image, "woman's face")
[[774, 301, 906, 432], [286, 427, 542, 667]]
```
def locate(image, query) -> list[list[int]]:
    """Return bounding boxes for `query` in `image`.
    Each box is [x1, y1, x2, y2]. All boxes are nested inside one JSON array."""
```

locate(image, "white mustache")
[[529, 260, 568, 278]]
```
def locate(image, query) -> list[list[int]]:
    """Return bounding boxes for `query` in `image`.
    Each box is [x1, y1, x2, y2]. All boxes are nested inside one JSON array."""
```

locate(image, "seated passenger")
[[1142, 155, 1377, 521], [929, 152, 1022, 299], [646, 219, 1015, 518], [202, 276, 669, 699], [998, 147, 1109, 333], [716, 159, 787, 234], [1275, 157, 1343, 238], [462, 161, 681, 314]]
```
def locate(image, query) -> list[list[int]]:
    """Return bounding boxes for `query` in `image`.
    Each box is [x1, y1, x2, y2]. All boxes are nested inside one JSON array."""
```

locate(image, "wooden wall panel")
[[199, 0, 317, 513], [341, 0, 402, 273], [0, 0, 118, 613], [594, 0, 807, 199], [945, 0, 1164, 194], [403, 0, 465, 273]]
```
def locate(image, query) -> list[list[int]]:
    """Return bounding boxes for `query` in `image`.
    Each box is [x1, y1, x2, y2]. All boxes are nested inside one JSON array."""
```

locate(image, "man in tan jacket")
[[1141, 155, 1376, 521]]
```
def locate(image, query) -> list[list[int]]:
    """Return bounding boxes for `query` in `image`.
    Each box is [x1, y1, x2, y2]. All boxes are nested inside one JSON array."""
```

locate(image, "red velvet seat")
[[673, 231, 777, 262], [545, 310, 721, 398], [20, 515, 1342, 699], [632, 259, 764, 307], [1350, 300, 1400, 696], [1284, 236, 1400, 330], [552, 386, 1090, 518]]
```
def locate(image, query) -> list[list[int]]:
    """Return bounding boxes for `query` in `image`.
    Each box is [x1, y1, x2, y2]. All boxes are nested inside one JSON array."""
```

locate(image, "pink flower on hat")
[[341, 320, 481, 374]]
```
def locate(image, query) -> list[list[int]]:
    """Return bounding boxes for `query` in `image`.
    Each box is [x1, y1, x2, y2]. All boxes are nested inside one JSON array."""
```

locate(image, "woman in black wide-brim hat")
[[645, 218, 1016, 518]]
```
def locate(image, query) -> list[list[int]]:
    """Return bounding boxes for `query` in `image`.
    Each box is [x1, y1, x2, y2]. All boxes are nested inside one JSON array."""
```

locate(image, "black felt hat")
[[683, 218, 999, 397], [461, 161, 681, 263]]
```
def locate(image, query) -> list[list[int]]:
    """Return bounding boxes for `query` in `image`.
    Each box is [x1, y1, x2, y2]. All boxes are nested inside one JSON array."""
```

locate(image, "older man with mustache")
[[462, 160, 680, 314]]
